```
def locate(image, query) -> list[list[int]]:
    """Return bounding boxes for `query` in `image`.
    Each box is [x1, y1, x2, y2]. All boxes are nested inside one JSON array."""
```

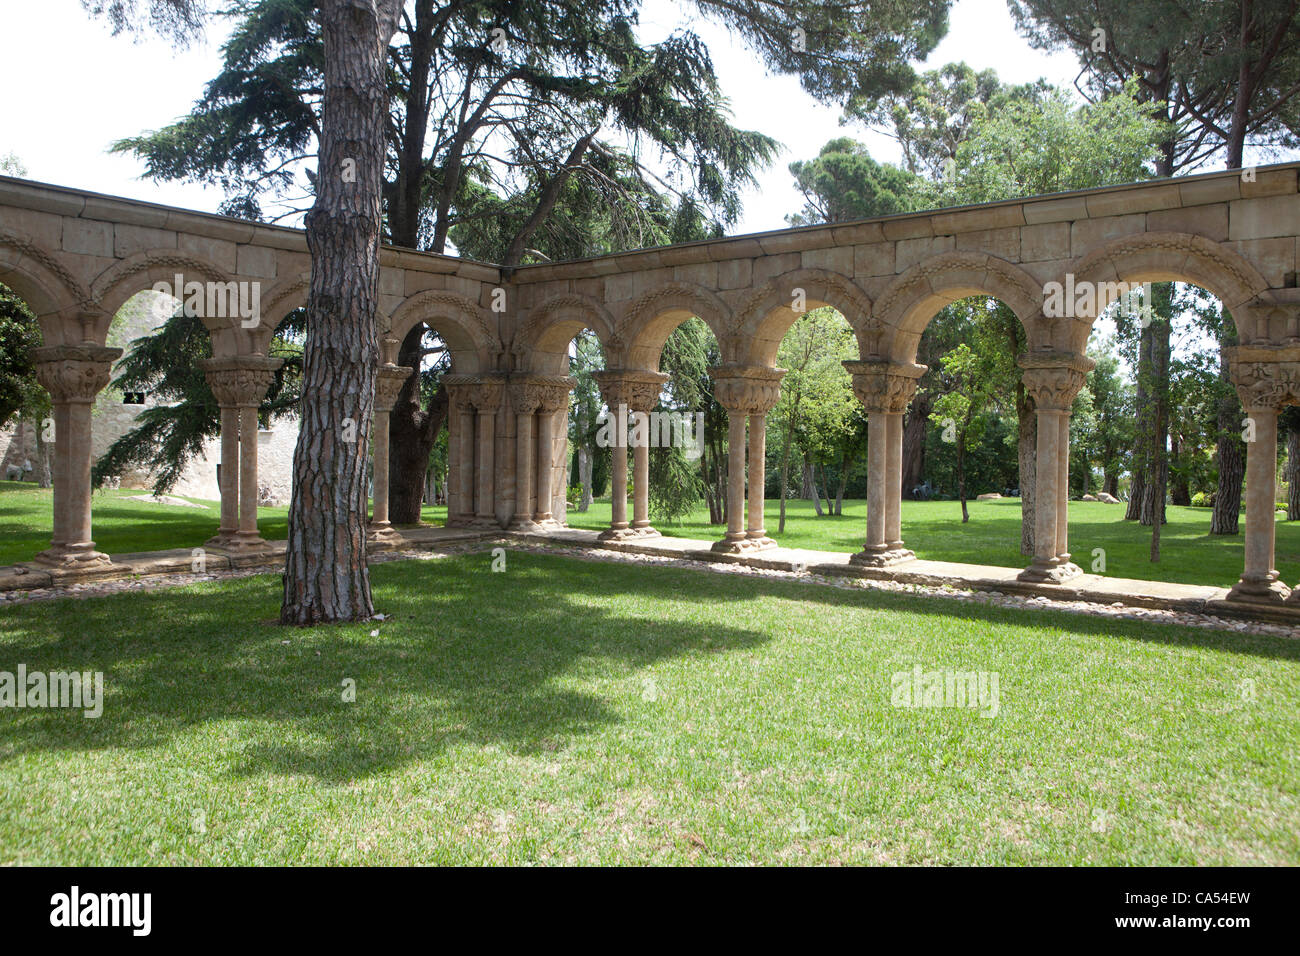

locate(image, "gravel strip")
[[1, 538, 1295, 640]]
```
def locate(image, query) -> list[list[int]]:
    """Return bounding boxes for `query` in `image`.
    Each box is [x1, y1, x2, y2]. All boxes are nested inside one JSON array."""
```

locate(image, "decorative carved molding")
[[0, 230, 97, 311], [374, 364, 414, 412], [1071, 232, 1267, 308], [1016, 351, 1096, 411], [31, 344, 122, 403], [1226, 344, 1300, 412], [709, 364, 786, 414], [843, 359, 926, 414], [199, 355, 284, 407], [730, 269, 871, 332], [592, 369, 671, 413], [622, 283, 730, 335], [387, 289, 498, 355], [873, 252, 1037, 329]]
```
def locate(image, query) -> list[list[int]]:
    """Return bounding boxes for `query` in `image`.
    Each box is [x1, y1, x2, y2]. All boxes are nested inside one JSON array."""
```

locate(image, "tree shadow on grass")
[[0, 554, 769, 783]]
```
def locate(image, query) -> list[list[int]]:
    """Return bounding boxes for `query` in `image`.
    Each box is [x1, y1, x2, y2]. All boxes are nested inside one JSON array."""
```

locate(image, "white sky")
[[0, 0, 1086, 235]]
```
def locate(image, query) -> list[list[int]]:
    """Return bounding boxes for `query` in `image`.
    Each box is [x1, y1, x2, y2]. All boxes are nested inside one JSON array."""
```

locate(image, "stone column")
[[711, 365, 785, 554], [367, 364, 414, 542], [471, 382, 504, 527], [201, 356, 282, 552], [1016, 351, 1093, 583], [442, 379, 475, 527], [30, 344, 122, 571], [844, 360, 925, 567], [744, 375, 783, 548], [508, 384, 541, 531], [530, 377, 574, 528], [594, 370, 669, 541], [1225, 346, 1300, 603]]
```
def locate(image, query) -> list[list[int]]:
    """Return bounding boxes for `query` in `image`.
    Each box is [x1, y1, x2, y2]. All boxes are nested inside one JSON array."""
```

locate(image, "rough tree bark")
[[1016, 382, 1035, 554], [1211, 340, 1245, 535], [1287, 412, 1300, 521], [1127, 321, 1153, 521], [282, 0, 402, 625]]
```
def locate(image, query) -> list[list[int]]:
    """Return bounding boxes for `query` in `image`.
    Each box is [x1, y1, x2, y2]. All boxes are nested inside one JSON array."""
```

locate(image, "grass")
[[0, 481, 447, 567], [0, 550, 1295, 865], [566, 496, 1300, 589]]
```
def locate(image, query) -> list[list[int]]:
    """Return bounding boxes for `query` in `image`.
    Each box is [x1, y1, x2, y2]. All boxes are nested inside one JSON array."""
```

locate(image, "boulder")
[[1081, 494, 1098, 502], [976, 493, 1002, 501], [1096, 492, 1120, 504]]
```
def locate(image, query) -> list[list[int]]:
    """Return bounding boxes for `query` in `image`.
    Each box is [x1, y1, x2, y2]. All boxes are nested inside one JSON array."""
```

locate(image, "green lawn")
[[0, 481, 446, 567], [566, 496, 1300, 589], [0, 551, 1295, 865]]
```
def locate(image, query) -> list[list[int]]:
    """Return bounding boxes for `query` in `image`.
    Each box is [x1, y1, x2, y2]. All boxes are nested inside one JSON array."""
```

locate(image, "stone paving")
[[1, 525, 1296, 637]]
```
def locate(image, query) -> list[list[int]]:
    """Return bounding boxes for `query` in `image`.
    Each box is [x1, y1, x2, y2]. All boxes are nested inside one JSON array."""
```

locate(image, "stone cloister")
[[3, 163, 1300, 610]]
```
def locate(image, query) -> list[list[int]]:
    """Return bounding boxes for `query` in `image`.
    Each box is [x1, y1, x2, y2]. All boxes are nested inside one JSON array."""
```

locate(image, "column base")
[[31, 543, 114, 572], [598, 525, 639, 542], [630, 523, 661, 539], [365, 522, 404, 545], [849, 546, 915, 567], [211, 532, 272, 554], [712, 533, 774, 554], [1018, 558, 1083, 584], [204, 530, 239, 549], [530, 516, 566, 532], [1227, 572, 1292, 605], [446, 514, 477, 528], [508, 516, 543, 534]]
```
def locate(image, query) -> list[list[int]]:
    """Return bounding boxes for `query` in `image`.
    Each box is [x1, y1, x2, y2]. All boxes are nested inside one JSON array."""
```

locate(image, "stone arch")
[[873, 252, 1041, 363], [245, 273, 309, 355], [513, 292, 615, 374], [730, 268, 873, 366], [1061, 232, 1274, 351], [619, 282, 732, 370], [0, 229, 94, 345], [89, 249, 237, 345], [386, 288, 499, 374]]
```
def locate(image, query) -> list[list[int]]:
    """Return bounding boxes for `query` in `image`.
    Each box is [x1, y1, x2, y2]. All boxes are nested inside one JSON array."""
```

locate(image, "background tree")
[[114, 0, 954, 522], [1009, 0, 1300, 535]]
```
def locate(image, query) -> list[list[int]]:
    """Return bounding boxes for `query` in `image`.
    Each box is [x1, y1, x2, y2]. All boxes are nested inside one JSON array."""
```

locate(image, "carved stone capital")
[[709, 364, 786, 414], [1016, 351, 1095, 412], [31, 344, 123, 404], [510, 374, 577, 415], [593, 369, 670, 413], [200, 355, 284, 408], [1226, 344, 1300, 412], [374, 364, 414, 413], [443, 373, 508, 413], [843, 359, 926, 414]]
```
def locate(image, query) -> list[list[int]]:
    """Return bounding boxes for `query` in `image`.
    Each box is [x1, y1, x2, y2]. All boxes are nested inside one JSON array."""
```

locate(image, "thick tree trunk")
[[389, 382, 447, 523], [1127, 322, 1154, 521], [1211, 342, 1244, 535], [901, 397, 929, 499], [1017, 383, 1035, 555], [957, 437, 969, 523], [1287, 416, 1300, 521], [282, 0, 401, 625], [804, 456, 823, 516], [1141, 306, 1171, 528], [577, 446, 592, 511]]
